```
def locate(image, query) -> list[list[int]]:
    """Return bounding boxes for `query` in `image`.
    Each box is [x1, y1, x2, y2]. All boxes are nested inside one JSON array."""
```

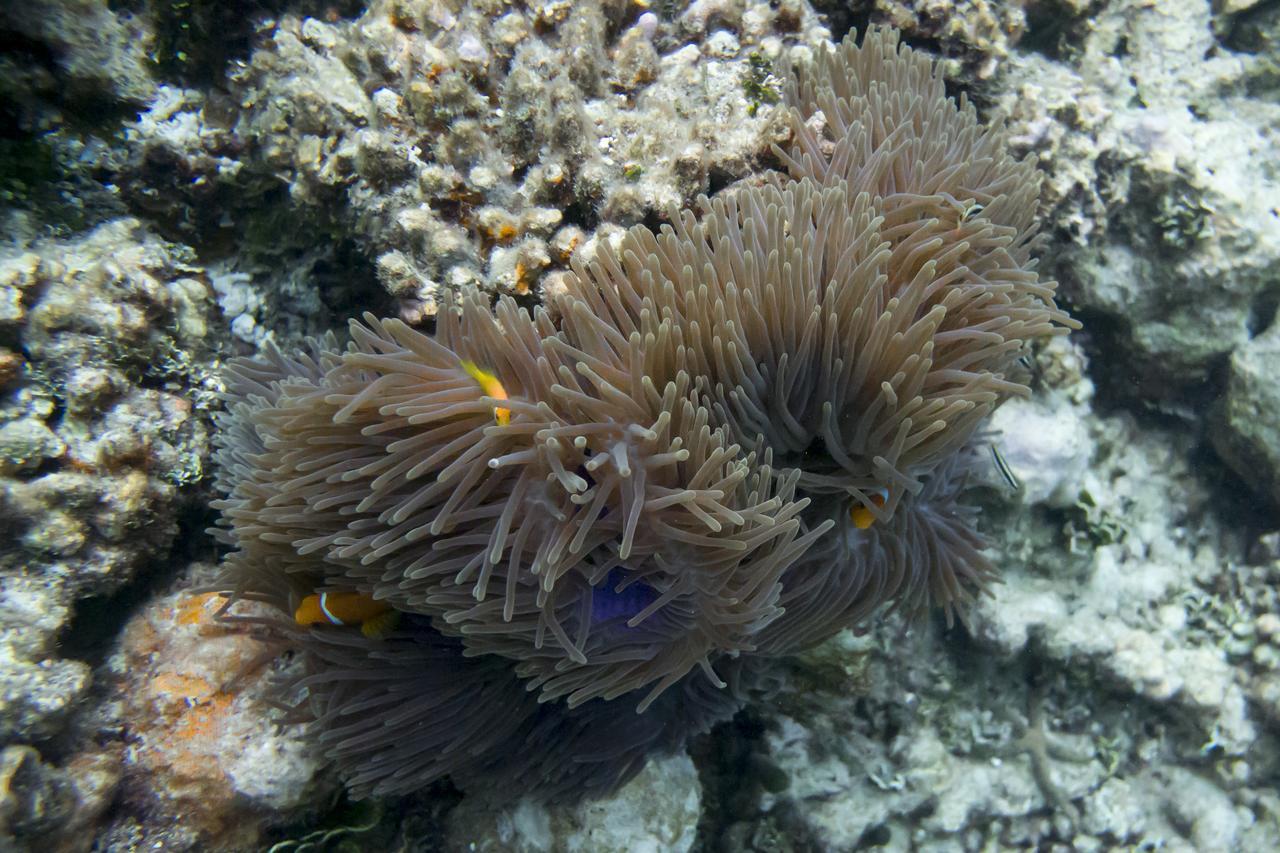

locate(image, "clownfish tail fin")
[[361, 609, 402, 639]]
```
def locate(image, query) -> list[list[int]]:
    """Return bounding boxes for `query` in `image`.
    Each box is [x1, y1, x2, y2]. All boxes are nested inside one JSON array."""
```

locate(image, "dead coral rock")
[[0, 418, 65, 476], [0, 348, 21, 389], [0, 254, 41, 327], [0, 745, 122, 853], [993, 0, 1280, 400], [1, 745, 77, 849], [0, 576, 90, 743], [113, 0, 832, 320], [0, 0, 154, 107], [0, 219, 214, 745], [22, 220, 210, 383], [446, 753, 702, 853], [111, 588, 324, 850], [869, 0, 1026, 79], [611, 14, 661, 91], [1213, 310, 1280, 509]]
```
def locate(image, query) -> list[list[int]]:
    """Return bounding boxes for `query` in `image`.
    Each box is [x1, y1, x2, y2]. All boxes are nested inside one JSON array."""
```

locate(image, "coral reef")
[[1, 0, 1278, 850], [445, 753, 702, 852], [864, 0, 1029, 79], [93, 0, 836, 330], [0, 743, 119, 852], [716, 614, 1280, 850], [102, 584, 323, 848], [0, 1, 153, 108], [211, 25, 1072, 803], [1213, 307, 1280, 507], [987, 0, 1280, 407], [0, 219, 212, 745]]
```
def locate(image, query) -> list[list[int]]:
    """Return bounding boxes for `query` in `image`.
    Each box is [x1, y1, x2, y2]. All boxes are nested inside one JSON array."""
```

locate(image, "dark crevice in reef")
[[1063, 307, 1224, 423], [311, 237, 393, 326], [691, 708, 824, 853], [199, 230, 390, 344], [561, 192, 602, 233], [120, 141, 251, 248], [139, 0, 368, 88], [0, 48, 135, 227], [811, 1, 873, 47], [753, 141, 787, 181], [1189, 438, 1277, 540], [1247, 284, 1280, 338], [58, 496, 218, 672], [0, 26, 145, 131], [706, 165, 739, 198], [1020, 1, 1086, 61], [1217, 0, 1280, 54], [58, 584, 150, 672], [640, 207, 668, 236]]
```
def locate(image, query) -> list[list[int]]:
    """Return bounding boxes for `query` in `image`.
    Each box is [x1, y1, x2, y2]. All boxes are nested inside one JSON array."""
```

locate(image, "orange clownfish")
[[460, 359, 511, 426], [850, 487, 889, 530], [294, 591, 400, 639]]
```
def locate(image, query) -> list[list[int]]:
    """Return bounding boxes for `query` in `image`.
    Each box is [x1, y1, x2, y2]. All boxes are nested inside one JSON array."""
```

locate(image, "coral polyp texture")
[[211, 27, 1074, 801]]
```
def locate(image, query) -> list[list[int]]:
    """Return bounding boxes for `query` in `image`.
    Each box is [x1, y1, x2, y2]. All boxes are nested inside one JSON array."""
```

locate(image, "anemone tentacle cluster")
[[212, 27, 1075, 800]]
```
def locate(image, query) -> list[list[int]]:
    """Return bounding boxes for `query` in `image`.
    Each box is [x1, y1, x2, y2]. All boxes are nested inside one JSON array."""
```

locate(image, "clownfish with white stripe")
[[850, 487, 889, 530], [294, 591, 401, 639]]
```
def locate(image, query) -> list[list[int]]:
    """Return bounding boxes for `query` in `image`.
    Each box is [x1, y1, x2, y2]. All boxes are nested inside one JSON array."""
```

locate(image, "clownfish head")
[[850, 487, 890, 530]]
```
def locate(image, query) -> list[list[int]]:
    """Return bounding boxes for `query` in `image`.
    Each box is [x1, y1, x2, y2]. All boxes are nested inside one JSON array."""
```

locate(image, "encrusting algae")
[[210, 27, 1076, 801]]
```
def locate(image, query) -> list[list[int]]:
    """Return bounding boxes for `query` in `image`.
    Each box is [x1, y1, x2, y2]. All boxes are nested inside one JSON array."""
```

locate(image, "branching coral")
[[211, 27, 1075, 801]]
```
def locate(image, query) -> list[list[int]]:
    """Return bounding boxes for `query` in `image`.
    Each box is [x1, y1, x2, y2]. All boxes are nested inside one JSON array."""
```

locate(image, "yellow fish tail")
[[460, 359, 512, 426], [360, 609, 402, 640]]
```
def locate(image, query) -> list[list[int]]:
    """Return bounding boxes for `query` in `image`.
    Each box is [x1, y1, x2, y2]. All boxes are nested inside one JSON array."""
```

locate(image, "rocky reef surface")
[[0, 0, 1278, 850]]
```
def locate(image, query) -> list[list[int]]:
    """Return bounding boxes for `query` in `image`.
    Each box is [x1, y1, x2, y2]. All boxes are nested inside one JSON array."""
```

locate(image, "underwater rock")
[[0, 575, 87, 741], [0, 745, 120, 853], [863, 0, 1028, 78], [108, 587, 323, 849], [445, 753, 701, 853], [106, 0, 833, 323], [0, 219, 213, 745], [1212, 308, 1280, 509], [0, 1, 154, 108], [974, 411, 1262, 753], [993, 0, 1280, 403], [742, 622, 1110, 850], [0, 417, 65, 476], [988, 392, 1092, 507]]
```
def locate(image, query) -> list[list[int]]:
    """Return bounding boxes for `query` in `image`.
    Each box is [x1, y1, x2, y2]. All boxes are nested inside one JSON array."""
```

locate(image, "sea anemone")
[[217, 291, 822, 712], [210, 26, 1075, 801]]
